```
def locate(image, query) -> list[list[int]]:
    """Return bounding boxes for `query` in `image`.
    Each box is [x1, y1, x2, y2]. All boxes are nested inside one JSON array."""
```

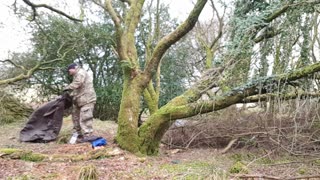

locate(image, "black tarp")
[[19, 93, 72, 142]]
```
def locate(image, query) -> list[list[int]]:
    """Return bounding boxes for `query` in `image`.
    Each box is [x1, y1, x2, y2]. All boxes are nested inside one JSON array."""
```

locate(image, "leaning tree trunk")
[[137, 61, 320, 155]]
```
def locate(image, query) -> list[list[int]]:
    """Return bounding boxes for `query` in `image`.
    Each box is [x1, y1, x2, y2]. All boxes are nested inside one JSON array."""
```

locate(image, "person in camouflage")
[[64, 63, 96, 141]]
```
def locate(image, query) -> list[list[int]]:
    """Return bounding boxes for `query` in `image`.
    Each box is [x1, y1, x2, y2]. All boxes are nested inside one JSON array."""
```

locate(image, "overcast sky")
[[0, 0, 215, 59]]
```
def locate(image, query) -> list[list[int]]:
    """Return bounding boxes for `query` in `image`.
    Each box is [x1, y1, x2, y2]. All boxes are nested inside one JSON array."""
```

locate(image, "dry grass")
[[0, 91, 32, 125], [2, 98, 320, 179], [163, 99, 320, 156], [78, 164, 98, 180]]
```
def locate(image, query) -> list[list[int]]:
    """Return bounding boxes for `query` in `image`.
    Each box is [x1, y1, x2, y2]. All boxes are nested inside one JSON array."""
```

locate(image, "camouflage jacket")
[[66, 67, 96, 107]]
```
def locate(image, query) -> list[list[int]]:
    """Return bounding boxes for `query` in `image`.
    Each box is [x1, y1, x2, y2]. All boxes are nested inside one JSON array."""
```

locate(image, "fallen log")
[[0, 147, 123, 162]]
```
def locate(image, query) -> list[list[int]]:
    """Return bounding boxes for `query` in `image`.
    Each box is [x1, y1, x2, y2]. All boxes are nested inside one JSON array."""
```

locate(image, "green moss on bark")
[[116, 75, 142, 153], [0, 148, 118, 162]]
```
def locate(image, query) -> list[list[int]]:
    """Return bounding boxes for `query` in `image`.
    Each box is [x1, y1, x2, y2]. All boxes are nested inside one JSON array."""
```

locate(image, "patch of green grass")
[[229, 152, 255, 162], [21, 152, 45, 162], [313, 159, 320, 166], [256, 155, 293, 165], [230, 153, 243, 162], [230, 151, 295, 166], [259, 153, 299, 165], [1, 148, 45, 162], [311, 120, 320, 129], [0, 115, 16, 125], [0, 148, 45, 162], [132, 165, 170, 179], [7, 174, 35, 180], [298, 168, 307, 175], [71, 154, 87, 162], [161, 161, 210, 172], [160, 161, 228, 179], [256, 157, 273, 164], [41, 173, 59, 179], [229, 161, 248, 174], [0, 148, 20, 154], [55, 128, 72, 144], [88, 148, 112, 160]]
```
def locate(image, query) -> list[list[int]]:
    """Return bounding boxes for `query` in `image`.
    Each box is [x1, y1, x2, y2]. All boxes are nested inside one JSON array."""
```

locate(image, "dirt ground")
[[1, 117, 320, 180]]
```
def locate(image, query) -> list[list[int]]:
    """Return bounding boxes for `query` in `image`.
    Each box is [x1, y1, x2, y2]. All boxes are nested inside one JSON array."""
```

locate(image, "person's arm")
[[66, 72, 85, 90]]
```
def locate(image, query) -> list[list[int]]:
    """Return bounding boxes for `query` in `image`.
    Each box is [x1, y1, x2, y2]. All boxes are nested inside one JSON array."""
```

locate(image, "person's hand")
[[62, 87, 71, 93]]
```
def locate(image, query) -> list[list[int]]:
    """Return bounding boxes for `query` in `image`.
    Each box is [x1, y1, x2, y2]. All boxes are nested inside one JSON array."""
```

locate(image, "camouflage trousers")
[[72, 103, 95, 135]]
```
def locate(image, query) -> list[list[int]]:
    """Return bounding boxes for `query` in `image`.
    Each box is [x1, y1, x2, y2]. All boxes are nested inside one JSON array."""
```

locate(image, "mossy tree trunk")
[[142, 0, 161, 115], [104, 0, 208, 153], [105, 0, 146, 153], [104, 0, 320, 155], [138, 62, 320, 154], [116, 74, 144, 153]]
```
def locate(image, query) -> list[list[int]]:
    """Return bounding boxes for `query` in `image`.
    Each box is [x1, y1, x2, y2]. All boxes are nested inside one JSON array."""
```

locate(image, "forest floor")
[[1, 117, 320, 180]]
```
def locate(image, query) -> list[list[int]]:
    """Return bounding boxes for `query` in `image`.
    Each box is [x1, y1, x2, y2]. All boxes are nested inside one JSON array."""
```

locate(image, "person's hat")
[[67, 63, 77, 71]]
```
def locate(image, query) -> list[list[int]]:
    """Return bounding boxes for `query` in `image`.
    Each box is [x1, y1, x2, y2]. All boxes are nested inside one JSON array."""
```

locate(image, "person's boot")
[[69, 132, 80, 144], [76, 134, 84, 143], [81, 132, 94, 142]]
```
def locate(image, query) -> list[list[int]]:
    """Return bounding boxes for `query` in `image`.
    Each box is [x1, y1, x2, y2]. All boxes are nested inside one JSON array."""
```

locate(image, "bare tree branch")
[[0, 62, 41, 85], [120, 0, 132, 6], [150, 61, 320, 121], [91, 0, 108, 12], [22, 0, 83, 22], [38, 67, 54, 70], [0, 43, 75, 85], [243, 92, 320, 103], [126, 0, 145, 34], [209, 0, 224, 50], [0, 59, 26, 70], [143, 0, 208, 83], [105, 0, 122, 30]]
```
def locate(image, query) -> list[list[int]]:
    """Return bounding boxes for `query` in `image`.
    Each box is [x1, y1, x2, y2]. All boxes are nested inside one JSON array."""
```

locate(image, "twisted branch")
[[22, 0, 82, 22]]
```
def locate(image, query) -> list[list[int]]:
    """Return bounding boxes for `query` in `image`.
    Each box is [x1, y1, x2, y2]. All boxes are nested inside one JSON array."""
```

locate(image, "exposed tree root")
[[0, 147, 123, 162]]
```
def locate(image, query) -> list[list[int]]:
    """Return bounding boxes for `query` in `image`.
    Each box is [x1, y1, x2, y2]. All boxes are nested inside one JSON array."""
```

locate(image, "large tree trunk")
[[106, 0, 145, 153], [108, 0, 208, 155], [116, 67, 145, 153]]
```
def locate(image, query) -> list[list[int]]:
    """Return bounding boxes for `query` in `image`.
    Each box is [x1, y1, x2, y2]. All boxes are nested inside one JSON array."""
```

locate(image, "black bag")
[[19, 93, 72, 142]]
